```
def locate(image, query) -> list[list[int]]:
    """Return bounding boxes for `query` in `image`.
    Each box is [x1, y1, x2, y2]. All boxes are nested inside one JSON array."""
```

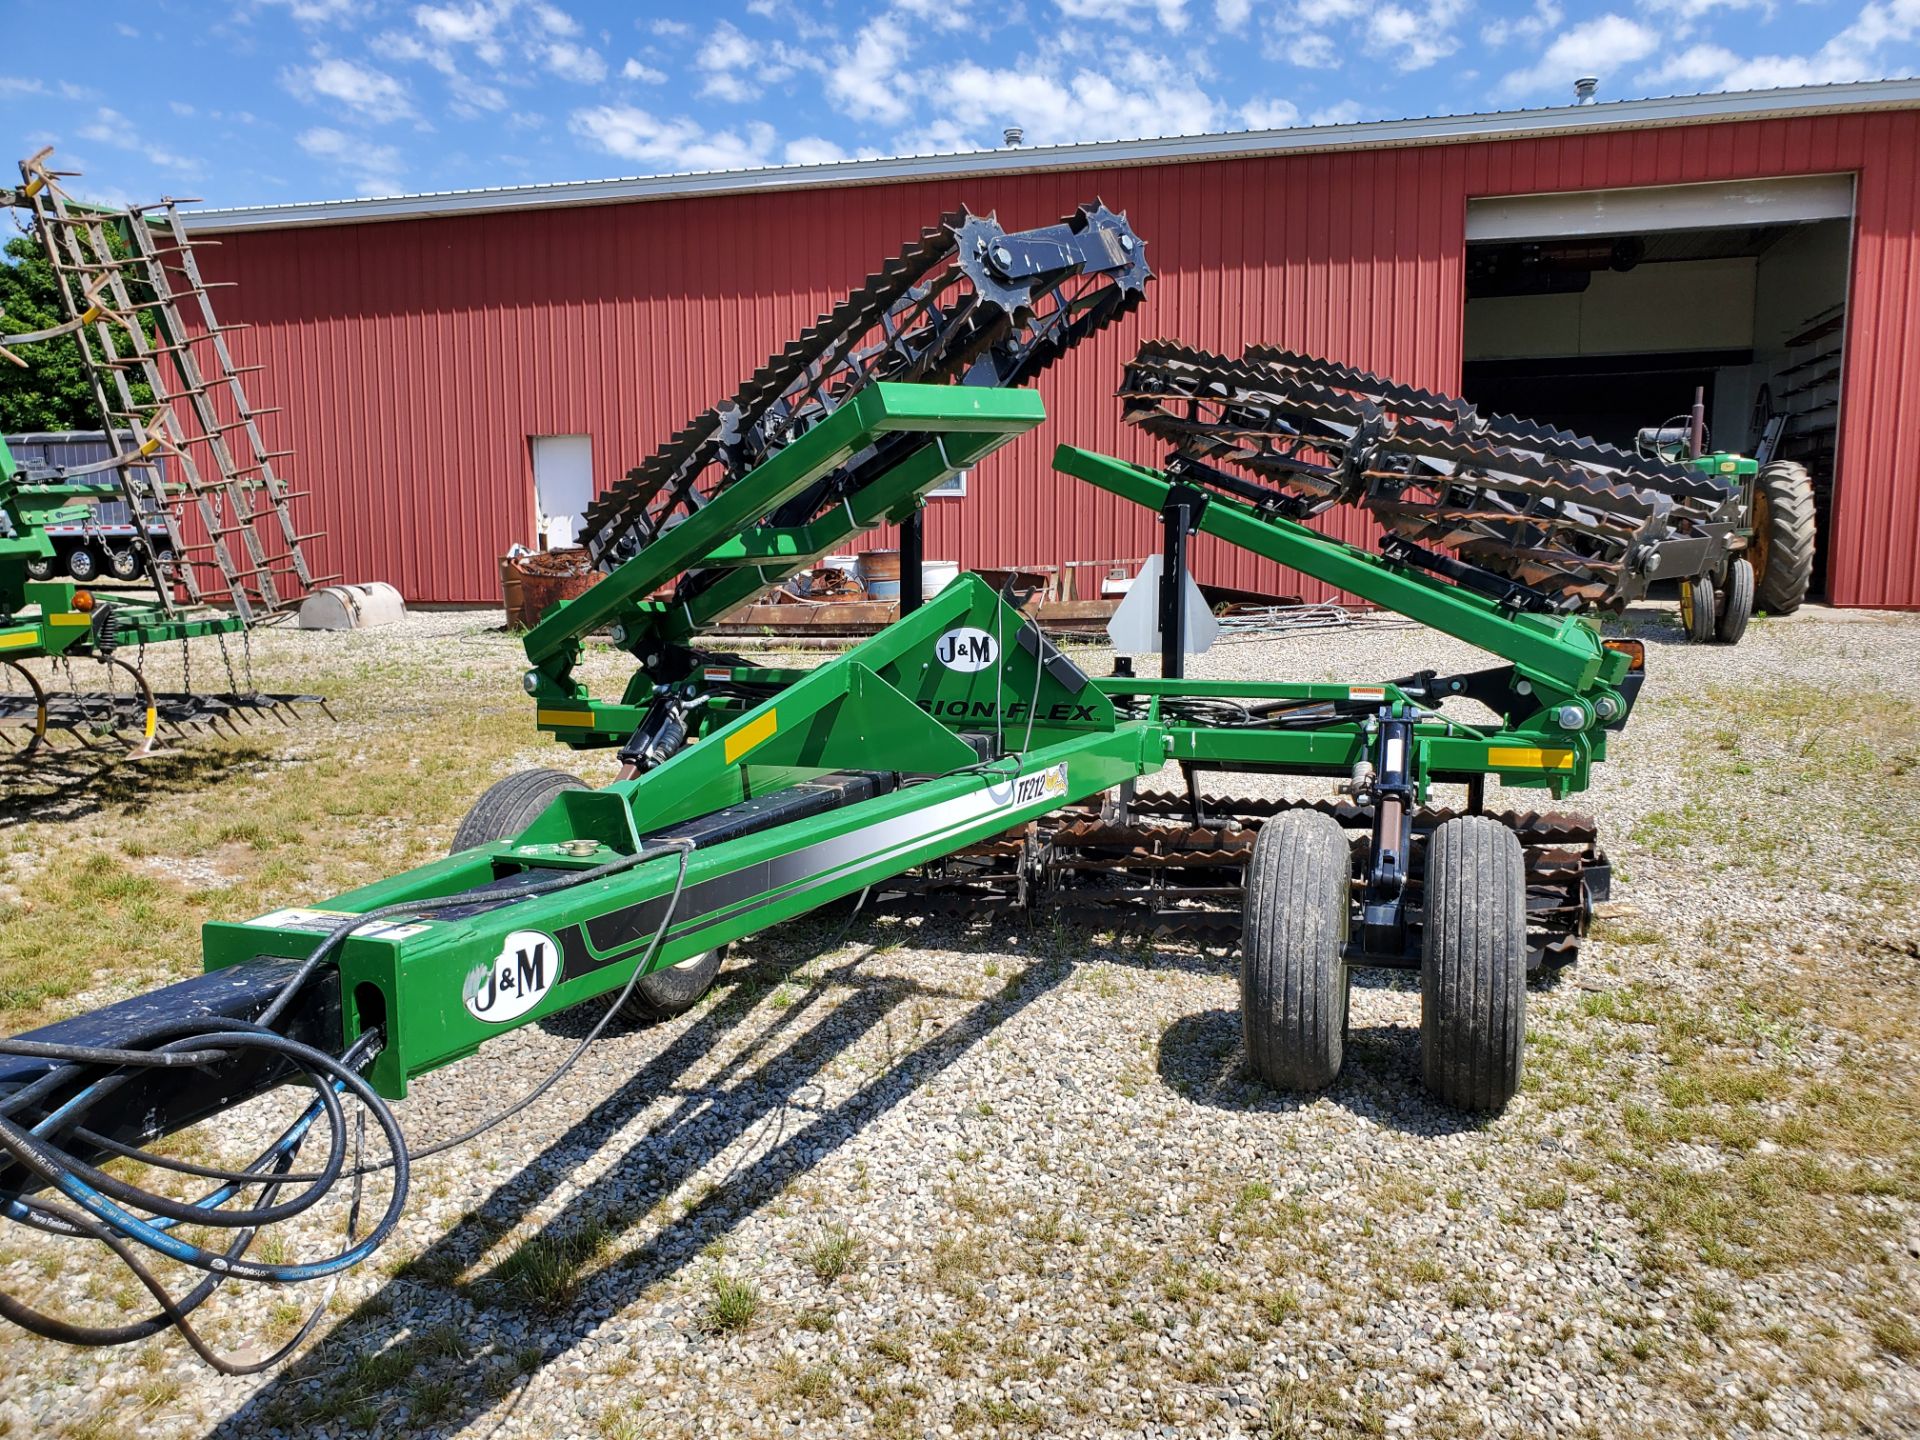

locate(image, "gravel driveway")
[[1, 602, 1915, 1440]]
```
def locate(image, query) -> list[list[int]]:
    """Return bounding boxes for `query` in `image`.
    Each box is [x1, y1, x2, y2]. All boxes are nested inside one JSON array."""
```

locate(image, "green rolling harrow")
[[0, 199, 1689, 1369]]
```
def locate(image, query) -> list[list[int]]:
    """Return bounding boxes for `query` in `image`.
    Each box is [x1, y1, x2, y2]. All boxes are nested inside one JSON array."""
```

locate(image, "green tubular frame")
[[191, 422, 1638, 1103], [521, 383, 1047, 745]]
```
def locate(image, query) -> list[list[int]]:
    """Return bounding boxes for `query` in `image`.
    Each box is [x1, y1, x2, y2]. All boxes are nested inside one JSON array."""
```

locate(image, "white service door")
[[530, 435, 593, 550]]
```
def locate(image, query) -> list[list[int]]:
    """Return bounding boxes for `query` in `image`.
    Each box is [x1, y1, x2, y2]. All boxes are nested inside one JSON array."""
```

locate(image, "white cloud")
[[1216, 0, 1252, 27], [1365, 0, 1468, 70], [285, 54, 416, 123], [1053, 0, 1191, 32], [297, 124, 404, 195], [570, 104, 778, 171], [1308, 99, 1372, 125], [1482, 0, 1561, 46], [254, 0, 366, 25], [76, 106, 201, 175], [530, 2, 579, 35], [543, 39, 606, 83], [1500, 13, 1662, 94], [892, 0, 972, 31], [693, 20, 815, 102], [784, 136, 850, 165], [1638, 0, 1771, 21], [650, 18, 690, 35], [931, 45, 1221, 146], [1261, 0, 1468, 72], [413, 1, 504, 53], [697, 20, 762, 99], [622, 57, 667, 82], [829, 16, 916, 123], [1240, 97, 1302, 129], [1638, 0, 1920, 89], [0, 76, 95, 101]]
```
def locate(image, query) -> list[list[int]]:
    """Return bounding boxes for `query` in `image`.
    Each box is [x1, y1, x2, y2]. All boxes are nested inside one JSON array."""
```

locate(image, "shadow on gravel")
[[1155, 1005, 1488, 1138], [0, 738, 280, 829], [203, 916, 1066, 1439]]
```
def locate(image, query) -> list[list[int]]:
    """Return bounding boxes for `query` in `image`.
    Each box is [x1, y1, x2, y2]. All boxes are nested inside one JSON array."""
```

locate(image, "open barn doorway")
[[1462, 177, 1851, 599]]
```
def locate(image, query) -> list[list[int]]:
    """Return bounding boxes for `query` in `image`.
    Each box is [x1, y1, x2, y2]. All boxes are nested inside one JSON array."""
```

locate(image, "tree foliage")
[[0, 228, 153, 434]]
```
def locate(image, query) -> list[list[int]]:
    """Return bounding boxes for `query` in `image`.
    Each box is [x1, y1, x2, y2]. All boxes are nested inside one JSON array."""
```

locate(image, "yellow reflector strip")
[[537, 708, 597, 729], [1487, 745, 1576, 771], [49, 612, 91, 627], [724, 708, 778, 764], [0, 631, 38, 651]]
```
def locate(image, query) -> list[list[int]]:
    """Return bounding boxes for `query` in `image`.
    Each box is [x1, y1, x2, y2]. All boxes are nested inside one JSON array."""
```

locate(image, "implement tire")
[[450, 768, 725, 1023], [449, 767, 587, 853], [1421, 816, 1527, 1113], [615, 945, 726, 1024], [1679, 576, 1717, 645], [1241, 809, 1351, 1092], [1751, 460, 1816, 615], [1716, 557, 1754, 645]]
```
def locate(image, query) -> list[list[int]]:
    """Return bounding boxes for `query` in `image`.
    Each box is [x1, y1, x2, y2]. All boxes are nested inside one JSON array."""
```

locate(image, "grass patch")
[[494, 1218, 612, 1310], [704, 1273, 760, 1333], [807, 1224, 859, 1283]]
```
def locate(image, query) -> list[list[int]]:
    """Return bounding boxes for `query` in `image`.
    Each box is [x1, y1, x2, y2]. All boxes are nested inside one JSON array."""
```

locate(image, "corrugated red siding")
[[205, 108, 1920, 607]]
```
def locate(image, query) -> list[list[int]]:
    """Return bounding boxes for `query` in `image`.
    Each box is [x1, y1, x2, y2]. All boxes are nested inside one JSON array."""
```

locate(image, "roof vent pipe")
[[1574, 76, 1599, 104], [1003, 126, 1024, 147]]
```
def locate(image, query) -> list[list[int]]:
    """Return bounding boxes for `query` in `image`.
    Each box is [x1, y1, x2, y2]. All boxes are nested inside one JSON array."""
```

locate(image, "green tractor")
[[1636, 408, 1818, 645]]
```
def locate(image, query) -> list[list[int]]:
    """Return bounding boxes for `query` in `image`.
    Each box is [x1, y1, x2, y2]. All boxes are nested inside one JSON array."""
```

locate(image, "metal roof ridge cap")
[[184, 78, 1920, 232]]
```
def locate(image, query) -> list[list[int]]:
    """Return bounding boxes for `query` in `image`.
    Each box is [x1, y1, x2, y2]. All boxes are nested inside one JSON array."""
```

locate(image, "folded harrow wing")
[[1119, 339, 1738, 609], [0, 150, 325, 762], [0, 202, 1656, 1369]]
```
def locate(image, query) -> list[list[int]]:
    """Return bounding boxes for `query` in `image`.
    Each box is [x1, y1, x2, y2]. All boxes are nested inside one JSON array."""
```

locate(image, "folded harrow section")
[[1120, 339, 1735, 608]]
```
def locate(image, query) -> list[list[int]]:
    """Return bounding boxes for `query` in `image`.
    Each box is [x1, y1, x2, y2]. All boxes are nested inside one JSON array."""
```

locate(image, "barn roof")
[[188, 77, 1920, 233]]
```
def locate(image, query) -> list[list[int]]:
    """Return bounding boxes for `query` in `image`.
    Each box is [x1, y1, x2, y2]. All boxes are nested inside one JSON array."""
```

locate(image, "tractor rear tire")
[[1716, 557, 1754, 645], [1241, 809, 1351, 1092], [1679, 576, 1717, 644], [1420, 816, 1527, 1113], [1751, 460, 1816, 615], [449, 768, 726, 1024], [449, 767, 588, 854]]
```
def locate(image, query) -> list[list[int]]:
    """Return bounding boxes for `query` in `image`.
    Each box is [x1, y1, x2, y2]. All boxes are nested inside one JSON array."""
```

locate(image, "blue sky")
[[3, 0, 1916, 209]]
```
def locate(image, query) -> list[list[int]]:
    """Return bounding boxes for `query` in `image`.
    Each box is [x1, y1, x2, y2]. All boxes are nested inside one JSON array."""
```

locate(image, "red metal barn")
[[188, 80, 1920, 609]]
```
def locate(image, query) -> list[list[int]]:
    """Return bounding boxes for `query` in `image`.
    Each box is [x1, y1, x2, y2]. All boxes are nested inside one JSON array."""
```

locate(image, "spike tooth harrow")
[[1, 150, 328, 769], [1118, 339, 1736, 607]]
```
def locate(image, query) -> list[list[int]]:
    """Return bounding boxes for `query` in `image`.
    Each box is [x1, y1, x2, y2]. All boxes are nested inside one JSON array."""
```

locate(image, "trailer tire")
[[449, 767, 588, 854], [1420, 816, 1526, 1113], [615, 945, 726, 1024], [1715, 557, 1754, 644], [449, 768, 726, 1023], [1240, 809, 1351, 1092], [25, 555, 53, 580], [106, 548, 143, 581], [1679, 576, 1717, 644], [65, 546, 99, 582], [1751, 460, 1816, 615]]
